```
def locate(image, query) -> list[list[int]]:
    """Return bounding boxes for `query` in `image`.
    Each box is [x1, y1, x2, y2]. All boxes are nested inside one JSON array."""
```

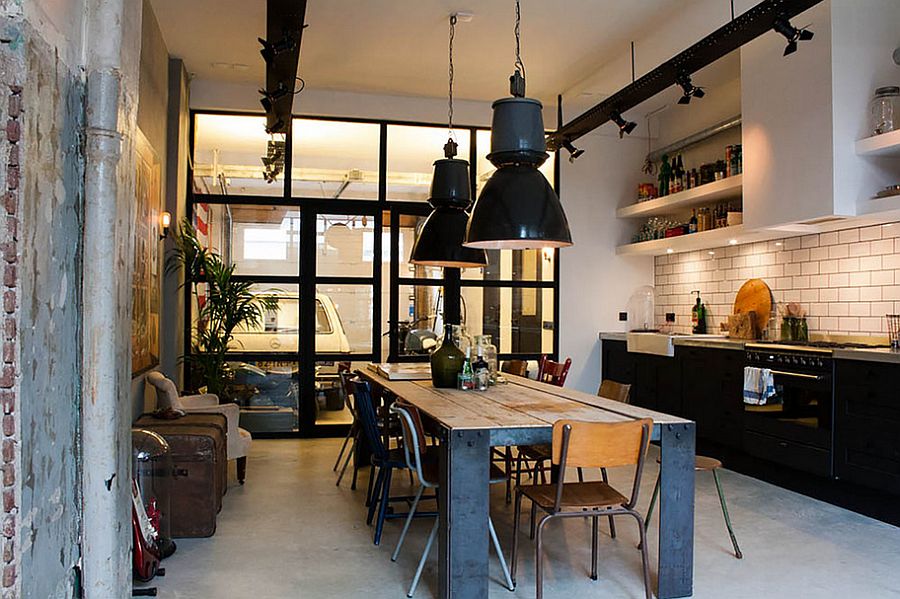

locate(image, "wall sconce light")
[[159, 211, 171, 240]]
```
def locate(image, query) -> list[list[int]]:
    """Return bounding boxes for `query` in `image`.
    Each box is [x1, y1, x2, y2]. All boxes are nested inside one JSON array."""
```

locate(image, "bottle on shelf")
[[688, 209, 698, 234], [674, 155, 685, 193]]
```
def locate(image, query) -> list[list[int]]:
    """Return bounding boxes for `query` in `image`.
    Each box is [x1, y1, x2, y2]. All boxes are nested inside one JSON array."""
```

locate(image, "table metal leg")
[[438, 428, 490, 599], [657, 423, 695, 599]]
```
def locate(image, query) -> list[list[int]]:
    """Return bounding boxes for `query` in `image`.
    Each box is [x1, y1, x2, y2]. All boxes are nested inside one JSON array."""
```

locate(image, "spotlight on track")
[[610, 111, 637, 138], [773, 16, 813, 57], [676, 73, 706, 105], [258, 35, 297, 63], [259, 82, 291, 112], [561, 140, 584, 163]]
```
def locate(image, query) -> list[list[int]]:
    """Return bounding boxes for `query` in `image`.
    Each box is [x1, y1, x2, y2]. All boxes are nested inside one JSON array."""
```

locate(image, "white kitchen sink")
[[626, 332, 727, 357]]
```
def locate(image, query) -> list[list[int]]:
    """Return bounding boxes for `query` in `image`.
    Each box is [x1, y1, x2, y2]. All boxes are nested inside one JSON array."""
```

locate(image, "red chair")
[[537, 355, 572, 387]]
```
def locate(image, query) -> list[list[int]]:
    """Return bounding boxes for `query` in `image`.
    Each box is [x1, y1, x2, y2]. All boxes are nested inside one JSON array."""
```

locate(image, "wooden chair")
[[644, 455, 743, 559], [598, 379, 631, 403], [537, 355, 571, 386], [501, 359, 528, 377], [511, 418, 654, 599], [334, 369, 360, 489]]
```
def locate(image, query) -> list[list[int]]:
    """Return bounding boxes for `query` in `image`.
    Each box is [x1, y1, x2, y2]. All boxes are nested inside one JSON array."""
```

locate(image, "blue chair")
[[352, 379, 433, 546]]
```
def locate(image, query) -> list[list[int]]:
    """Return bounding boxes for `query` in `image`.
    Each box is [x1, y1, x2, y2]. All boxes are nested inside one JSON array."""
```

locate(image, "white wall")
[[559, 130, 653, 394]]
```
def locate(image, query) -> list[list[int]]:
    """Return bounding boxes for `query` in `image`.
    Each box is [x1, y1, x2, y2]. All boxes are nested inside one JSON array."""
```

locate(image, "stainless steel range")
[[744, 343, 835, 477]]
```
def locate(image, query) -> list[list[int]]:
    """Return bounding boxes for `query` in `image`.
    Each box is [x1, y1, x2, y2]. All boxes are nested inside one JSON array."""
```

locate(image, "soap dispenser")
[[691, 290, 707, 334]]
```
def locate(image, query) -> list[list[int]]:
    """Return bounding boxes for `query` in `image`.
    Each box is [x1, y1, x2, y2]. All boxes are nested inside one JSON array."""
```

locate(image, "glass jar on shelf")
[[870, 86, 899, 135]]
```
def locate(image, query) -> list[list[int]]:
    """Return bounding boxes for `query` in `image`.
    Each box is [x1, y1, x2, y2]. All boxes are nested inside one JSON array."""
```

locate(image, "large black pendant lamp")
[[409, 15, 487, 269], [464, 0, 572, 250]]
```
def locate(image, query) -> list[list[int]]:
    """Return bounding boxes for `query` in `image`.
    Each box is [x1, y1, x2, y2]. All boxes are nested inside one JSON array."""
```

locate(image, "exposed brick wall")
[[0, 84, 20, 596]]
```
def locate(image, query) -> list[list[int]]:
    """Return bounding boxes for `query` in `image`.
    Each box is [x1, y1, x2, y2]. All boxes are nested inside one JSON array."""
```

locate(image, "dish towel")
[[743, 367, 776, 405]]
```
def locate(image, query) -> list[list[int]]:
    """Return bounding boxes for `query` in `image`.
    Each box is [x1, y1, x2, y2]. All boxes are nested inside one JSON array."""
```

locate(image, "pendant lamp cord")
[[514, 0, 525, 78], [444, 14, 459, 158]]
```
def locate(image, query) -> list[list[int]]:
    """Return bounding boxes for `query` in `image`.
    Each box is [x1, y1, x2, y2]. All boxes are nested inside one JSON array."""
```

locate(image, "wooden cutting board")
[[733, 278, 773, 325], [367, 362, 432, 381]]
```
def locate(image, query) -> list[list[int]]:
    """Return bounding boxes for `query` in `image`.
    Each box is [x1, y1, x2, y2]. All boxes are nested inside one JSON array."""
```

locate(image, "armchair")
[[146, 371, 252, 484]]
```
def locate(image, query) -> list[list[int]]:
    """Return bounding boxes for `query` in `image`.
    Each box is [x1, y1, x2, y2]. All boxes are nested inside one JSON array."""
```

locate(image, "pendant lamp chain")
[[510, 0, 526, 97], [444, 14, 459, 158]]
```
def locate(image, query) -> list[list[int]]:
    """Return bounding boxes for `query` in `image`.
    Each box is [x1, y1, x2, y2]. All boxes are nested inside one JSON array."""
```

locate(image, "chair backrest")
[[146, 371, 183, 411], [598, 380, 631, 404], [501, 359, 528, 377], [537, 355, 572, 387], [390, 401, 435, 487], [338, 370, 356, 415], [550, 418, 653, 510], [349, 379, 388, 461]]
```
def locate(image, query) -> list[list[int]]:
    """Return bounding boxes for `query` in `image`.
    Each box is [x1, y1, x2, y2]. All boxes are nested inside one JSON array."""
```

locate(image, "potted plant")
[[166, 218, 279, 400]]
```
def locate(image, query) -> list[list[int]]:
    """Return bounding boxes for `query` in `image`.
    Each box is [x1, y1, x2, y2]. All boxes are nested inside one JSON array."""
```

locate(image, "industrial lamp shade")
[[465, 165, 572, 250], [464, 96, 573, 249], [410, 208, 487, 267], [409, 158, 488, 268]]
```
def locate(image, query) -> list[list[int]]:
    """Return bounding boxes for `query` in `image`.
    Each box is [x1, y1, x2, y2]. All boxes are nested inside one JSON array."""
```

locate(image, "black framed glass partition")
[[187, 111, 560, 436]]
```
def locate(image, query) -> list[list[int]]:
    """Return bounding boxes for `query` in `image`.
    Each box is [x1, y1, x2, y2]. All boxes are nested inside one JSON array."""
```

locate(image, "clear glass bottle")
[[473, 344, 489, 392], [871, 86, 899, 135], [478, 335, 498, 383], [431, 323, 465, 388]]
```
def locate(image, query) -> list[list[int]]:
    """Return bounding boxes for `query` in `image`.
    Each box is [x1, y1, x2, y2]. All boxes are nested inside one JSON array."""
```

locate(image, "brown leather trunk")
[[135, 413, 227, 538]]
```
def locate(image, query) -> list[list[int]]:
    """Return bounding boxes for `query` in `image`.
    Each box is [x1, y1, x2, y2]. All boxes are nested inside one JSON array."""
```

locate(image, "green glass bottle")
[[431, 323, 465, 388]]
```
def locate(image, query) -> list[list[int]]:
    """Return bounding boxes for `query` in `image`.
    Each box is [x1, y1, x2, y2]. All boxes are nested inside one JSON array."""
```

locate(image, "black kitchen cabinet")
[[677, 346, 744, 449], [600, 339, 634, 386], [834, 359, 900, 494]]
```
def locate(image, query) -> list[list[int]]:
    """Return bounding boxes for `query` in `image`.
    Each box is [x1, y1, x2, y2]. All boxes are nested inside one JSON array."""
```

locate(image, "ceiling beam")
[[263, 0, 307, 134], [546, 0, 823, 150]]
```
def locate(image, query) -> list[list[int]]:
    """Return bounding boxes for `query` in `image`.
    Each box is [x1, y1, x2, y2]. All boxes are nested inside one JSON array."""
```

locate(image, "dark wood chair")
[[598, 379, 631, 403], [501, 359, 529, 377], [537, 355, 572, 386], [511, 418, 654, 599], [644, 455, 743, 559]]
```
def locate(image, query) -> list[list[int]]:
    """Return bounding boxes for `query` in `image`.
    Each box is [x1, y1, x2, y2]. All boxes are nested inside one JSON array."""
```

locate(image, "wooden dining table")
[[360, 365, 696, 599]]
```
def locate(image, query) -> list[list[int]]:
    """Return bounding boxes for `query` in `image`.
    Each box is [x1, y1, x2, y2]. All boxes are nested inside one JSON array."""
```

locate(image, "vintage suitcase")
[[134, 413, 227, 538]]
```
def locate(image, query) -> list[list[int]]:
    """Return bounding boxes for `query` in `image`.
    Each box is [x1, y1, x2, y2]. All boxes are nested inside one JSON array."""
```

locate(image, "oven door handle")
[[769, 370, 824, 381]]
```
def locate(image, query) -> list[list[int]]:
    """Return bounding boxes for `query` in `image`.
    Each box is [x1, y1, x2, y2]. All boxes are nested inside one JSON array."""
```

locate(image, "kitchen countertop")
[[833, 347, 900, 364], [600, 331, 900, 364], [599, 331, 747, 350]]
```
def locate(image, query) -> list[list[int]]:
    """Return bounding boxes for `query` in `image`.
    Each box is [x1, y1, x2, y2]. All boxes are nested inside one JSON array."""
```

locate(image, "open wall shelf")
[[616, 225, 747, 256], [855, 130, 900, 157], [616, 174, 743, 219]]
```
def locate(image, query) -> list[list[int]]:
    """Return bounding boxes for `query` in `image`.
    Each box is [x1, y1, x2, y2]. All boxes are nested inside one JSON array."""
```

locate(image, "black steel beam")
[[264, 0, 307, 133], [546, 0, 823, 150]]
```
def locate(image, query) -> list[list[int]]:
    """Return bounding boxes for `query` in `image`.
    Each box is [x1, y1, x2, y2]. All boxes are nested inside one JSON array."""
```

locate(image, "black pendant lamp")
[[464, 0, 572, 250], [409, 16, 487, 269]]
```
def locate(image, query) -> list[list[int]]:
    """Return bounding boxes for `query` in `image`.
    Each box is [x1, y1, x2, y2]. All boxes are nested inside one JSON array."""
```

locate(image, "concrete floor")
[[141, 439, 900, 599]]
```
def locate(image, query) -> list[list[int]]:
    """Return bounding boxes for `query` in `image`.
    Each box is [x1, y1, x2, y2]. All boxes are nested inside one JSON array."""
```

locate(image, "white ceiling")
[[149, 0, 706, 103]]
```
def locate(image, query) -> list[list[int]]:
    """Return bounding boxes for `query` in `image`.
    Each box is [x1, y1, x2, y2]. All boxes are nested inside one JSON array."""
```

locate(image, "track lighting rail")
[[546, 0, 822, 150]]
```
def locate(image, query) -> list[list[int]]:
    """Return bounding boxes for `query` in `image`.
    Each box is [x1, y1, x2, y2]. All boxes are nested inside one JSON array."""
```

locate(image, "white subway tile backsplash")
[[653, 222, 900, 336], [860, 225, 882, 242]]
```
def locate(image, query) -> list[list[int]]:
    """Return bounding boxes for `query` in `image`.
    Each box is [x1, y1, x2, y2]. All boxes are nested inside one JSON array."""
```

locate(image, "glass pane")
[[292, 119, 380, 200], [398, 212, 443, 280], [316, 284, 373, 354], [193, 114, 285, 196], [230, 360, 299, 433], [461, 248, 555, 282], [461, 287, 554, 355], [193, 204, 300, 276], [316, 213, 375, 277], [393, 284, 444, 357], [229, 284, 299, 353], [315, 360, 354, 427], [386, 125, 471, 202]]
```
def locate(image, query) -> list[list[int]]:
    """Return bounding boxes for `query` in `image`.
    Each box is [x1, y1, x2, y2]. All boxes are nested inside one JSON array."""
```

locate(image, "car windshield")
[[315, 300, 332, 334]]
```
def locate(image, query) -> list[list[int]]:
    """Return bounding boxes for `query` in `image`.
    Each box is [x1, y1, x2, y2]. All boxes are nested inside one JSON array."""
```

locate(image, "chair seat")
[[521, 481, 628, 510], [654, 454, 722, 471], [519, 444, 552, 461]]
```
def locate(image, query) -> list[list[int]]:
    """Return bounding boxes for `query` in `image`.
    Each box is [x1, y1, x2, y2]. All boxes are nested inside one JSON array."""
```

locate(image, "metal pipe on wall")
[[81, 0, 138, 596], [646, 115, 742, 163]]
